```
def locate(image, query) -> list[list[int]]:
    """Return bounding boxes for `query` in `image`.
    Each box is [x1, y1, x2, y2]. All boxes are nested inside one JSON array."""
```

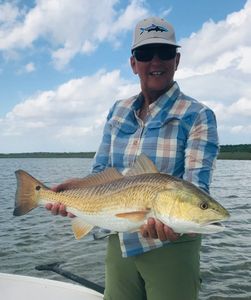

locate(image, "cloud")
[[0, 0, 148, 69], [0, 69, 140, 151], [0, 2, 21, 25], [227, 97, 251, 117], [176, 0, 251, 145], [17, 62, 36, 74], [177, 0, 251, 74], [25, 62, 35, 72], [1, 0, 251, 151]]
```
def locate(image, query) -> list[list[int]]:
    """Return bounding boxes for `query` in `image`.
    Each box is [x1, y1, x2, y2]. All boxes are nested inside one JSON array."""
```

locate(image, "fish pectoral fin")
[[71, 218, 94, 240], [115, 210, 150, 222]]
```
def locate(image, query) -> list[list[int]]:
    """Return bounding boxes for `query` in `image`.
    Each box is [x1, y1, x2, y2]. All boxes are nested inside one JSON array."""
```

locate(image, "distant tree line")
[[220, 144, 251, 152], [0, 152, 95, 158], [217, 144, 251, 160], [0, 144, 250, 159]]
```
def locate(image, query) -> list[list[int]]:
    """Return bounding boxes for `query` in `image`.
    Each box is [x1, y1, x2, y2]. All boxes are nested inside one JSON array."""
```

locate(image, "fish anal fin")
[[124, 154, 159, 176], [70, 168, 123, 188], [115, 210, 150, 222], [71, 218, 94, 240]]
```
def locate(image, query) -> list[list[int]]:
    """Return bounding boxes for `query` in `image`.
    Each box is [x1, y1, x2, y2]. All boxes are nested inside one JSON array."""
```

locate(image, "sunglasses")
[[132, 45, 177, 62]]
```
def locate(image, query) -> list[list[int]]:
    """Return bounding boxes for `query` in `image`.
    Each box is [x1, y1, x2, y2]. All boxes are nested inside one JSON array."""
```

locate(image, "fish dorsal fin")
[[124, 154, 159, 176], [69, 168, 123, 189]]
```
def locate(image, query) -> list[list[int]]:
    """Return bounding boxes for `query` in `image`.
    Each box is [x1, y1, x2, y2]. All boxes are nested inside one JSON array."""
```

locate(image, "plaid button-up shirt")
[[91, 82, 219, 257]]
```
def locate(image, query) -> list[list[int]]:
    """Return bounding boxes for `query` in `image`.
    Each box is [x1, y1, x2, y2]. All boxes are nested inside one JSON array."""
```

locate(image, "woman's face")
[[130, 44, 180, 99]]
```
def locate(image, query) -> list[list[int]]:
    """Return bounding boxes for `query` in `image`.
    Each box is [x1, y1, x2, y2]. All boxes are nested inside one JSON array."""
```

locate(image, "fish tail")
[[14, 170, 48, 216]]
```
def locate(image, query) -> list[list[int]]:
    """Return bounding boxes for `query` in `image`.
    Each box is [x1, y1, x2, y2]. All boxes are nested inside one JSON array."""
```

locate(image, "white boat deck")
[[0, 273, 103, 300]]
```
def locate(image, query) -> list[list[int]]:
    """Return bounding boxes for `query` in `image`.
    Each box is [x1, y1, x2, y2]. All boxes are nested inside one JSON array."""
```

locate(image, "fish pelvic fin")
[[115, 210, 150, 222], [124, 154, 159, 176], [14, 170, 48, 216], [71, 218, 94, 239]]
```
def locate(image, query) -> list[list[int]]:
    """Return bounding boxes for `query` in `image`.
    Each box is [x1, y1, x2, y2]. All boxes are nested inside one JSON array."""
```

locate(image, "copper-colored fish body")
[[14, 154, 230, 239]]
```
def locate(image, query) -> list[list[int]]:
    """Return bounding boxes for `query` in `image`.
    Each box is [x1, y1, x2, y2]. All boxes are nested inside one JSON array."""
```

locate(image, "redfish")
[[14, 154, 230, 239]]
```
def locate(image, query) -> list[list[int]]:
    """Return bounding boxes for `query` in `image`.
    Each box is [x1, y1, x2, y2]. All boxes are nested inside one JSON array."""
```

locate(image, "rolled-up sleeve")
[[183, 108, 219, 193]]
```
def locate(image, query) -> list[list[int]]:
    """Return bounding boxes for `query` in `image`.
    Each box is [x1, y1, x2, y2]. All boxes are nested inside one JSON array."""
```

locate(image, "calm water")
[[0, 158, 251, 299]]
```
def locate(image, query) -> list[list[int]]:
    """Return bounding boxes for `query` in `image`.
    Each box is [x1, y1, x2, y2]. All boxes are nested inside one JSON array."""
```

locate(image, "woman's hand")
[[140, 218, 180, 241], [45, 179, 78, 218], [45, 202, 75, 218]]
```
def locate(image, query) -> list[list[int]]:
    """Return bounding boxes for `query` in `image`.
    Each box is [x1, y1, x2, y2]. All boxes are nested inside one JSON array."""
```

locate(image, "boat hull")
[[0, 273, 103, 300]]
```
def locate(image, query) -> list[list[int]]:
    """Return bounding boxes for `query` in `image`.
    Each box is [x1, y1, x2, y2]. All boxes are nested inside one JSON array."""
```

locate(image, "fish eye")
[[35, 185, 41, 191], [200, 202, 208, 210]]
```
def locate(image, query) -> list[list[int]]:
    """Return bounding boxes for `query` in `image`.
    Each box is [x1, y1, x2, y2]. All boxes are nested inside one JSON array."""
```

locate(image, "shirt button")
[[133, 140, 138, 145]]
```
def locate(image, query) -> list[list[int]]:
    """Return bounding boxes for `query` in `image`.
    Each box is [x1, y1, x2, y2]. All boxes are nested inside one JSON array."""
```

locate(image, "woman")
[[47, 17, 219, 300]]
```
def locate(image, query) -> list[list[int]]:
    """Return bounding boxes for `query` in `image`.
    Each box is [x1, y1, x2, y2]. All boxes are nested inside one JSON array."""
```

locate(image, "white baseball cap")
[[131, 17, 180, 50]]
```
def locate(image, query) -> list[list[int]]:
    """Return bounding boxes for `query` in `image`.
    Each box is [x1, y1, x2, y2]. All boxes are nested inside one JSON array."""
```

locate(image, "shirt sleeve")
[[91, 103, 116, 173], [183, 108, 219, 193]]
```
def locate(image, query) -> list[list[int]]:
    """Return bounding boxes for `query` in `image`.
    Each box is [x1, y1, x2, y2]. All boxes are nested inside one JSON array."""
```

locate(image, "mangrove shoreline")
[[0, 144, 250, 160]]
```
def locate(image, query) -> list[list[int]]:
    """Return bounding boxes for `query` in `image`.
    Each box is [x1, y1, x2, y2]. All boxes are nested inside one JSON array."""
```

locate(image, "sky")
[[0, 0, 250, 153]]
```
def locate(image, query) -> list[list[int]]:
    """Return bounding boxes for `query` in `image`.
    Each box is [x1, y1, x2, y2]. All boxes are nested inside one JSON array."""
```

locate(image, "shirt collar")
[[148, 82, 180, 118], [133, 82, 180, 123]]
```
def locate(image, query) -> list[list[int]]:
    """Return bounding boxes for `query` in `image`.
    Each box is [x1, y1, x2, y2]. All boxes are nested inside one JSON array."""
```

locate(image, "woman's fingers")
[[45, 202, 75, 218], [140, 218, 180, 241]]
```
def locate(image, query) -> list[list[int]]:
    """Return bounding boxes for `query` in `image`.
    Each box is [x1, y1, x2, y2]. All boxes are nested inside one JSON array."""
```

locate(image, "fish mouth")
[[202, 213, 230, 229], [202, 220, 226, 231], [205, 221, 224, 228]]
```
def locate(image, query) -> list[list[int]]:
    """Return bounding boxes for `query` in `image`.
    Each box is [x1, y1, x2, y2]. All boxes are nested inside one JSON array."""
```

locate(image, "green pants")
[[104, 234, 201, 300]]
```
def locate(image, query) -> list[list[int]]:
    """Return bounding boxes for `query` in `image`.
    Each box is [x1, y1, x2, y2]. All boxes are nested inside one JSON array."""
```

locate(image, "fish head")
[[153, 182, 230, 234]]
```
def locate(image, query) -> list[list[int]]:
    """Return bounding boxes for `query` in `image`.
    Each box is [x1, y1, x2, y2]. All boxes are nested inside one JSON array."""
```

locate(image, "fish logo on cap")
[[140, 24, 168, 35]]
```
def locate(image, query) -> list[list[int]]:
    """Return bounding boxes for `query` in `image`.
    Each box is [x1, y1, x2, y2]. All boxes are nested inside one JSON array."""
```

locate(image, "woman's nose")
[[151, 53, 163, 63]]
